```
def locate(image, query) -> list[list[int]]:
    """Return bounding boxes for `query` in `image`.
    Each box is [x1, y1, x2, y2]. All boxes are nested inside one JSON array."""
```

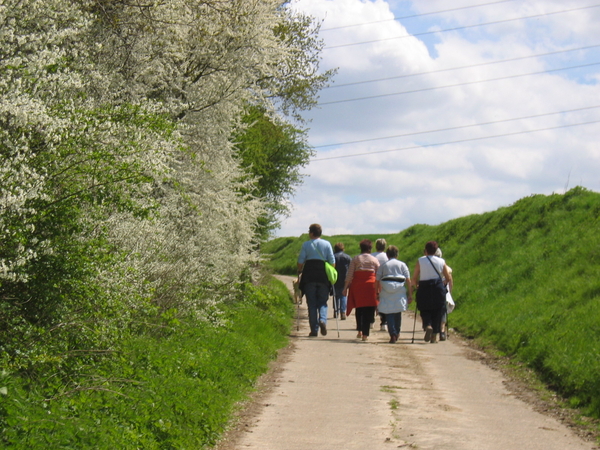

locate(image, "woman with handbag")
[[343, 239, 380, 341], [411, 241, 453, 343]]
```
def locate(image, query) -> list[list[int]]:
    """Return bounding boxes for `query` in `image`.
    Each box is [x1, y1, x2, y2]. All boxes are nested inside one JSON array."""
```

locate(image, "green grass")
[[0, 278, 294, 449], [263, 187, 600, 418]]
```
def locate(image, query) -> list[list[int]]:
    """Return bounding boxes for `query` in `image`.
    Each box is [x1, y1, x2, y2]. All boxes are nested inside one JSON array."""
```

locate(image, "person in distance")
[[372, 238, 389, 332], [333, 243, 352, 320]]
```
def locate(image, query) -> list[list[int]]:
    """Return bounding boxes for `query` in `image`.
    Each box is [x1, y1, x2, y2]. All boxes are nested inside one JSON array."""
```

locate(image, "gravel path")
[[217, 275, 597, 450]]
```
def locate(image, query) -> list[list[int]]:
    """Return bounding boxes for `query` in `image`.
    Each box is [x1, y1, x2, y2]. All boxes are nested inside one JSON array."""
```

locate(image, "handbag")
[[446, 291, 455, 313], [311, 241, 338, 285], [426, 256, 453, 311]]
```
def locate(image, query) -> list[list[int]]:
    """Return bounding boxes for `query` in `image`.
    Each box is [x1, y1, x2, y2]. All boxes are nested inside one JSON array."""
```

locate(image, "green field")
[[263, 187, 600, 418]]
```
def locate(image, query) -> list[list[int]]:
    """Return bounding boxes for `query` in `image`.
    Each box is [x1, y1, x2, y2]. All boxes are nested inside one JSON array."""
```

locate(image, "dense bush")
[[264, 187, 600, 417]]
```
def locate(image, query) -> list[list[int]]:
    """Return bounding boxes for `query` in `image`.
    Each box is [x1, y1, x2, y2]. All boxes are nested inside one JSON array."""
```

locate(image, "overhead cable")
[[324, 4, 600, 50], [311, 119, 600, 161], [325, 44, 600, 89], [321, 0, 515, 31], [313, 105, 600, 148], [319, 61, 600, 106]]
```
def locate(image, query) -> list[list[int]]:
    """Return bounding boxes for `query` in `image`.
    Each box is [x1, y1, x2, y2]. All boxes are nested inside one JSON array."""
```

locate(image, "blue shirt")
[[298, 239, 335, 265]]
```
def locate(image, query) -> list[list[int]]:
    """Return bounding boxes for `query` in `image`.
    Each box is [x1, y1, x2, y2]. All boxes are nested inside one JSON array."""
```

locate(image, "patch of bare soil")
[[452, 332, 600, 447]]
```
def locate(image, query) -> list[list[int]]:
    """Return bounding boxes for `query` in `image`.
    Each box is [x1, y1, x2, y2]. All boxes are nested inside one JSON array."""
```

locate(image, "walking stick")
[[411, 307, 417, 343], [411, 287, 418, 343], [445, 302, 449, 340], [296, 279, 301, 332], [296, 299, 301, 332], [332, 285, 340, 338]]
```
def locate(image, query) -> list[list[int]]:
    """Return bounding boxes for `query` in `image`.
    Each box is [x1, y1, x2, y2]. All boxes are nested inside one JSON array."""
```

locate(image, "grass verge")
[[0, 277, 294, 449]]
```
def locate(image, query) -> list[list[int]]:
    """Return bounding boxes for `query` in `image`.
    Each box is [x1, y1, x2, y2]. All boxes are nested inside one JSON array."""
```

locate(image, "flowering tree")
[[1, 0, 331, 372], [85, 0, 333, 310]]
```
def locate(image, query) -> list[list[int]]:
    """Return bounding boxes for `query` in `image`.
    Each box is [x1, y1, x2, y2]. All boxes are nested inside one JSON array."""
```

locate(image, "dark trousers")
[[386, 312, 402, 337], [420, 307, 444, 334], [355, 306, 376, 336]]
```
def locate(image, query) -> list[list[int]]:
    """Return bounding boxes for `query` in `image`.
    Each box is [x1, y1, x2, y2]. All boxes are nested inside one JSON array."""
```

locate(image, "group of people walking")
[[296, 223, 453, 343]]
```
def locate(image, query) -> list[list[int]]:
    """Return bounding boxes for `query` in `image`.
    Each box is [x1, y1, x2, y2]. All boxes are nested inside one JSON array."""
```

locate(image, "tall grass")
[[0, 278, 294, 449], [263, 187, 600, 416]]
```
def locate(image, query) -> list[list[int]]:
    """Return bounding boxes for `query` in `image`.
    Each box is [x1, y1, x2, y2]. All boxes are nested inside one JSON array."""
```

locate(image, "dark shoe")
[[424, 326, 433, 343], [440, 332, 447, 341], [389, 334, 397, 344], [430, 333, 438, 343], [308, 332, 318, 337], [341, 312, 346, 320], [333, 312, 337, 318], [319, 321, 327, 336]]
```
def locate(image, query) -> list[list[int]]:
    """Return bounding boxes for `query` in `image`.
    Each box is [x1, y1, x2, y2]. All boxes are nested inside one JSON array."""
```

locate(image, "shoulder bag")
[[427, 256, 454, 313], [311, 241, 338, 285]]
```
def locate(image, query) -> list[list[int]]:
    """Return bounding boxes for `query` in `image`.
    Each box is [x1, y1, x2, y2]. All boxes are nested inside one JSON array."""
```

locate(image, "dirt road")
[[217, 275, 597, 450]]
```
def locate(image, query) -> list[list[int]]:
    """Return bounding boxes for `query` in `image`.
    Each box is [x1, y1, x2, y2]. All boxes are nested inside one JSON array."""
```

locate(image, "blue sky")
[[278, 0, 600, 237]]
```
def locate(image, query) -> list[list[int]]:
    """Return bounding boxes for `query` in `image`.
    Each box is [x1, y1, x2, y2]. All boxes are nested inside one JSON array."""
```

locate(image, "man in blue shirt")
[[297, 224, 335, 337]]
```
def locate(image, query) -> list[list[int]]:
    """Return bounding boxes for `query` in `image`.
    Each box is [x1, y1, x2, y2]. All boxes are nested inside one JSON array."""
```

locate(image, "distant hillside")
[[263, 187, 600, 418]]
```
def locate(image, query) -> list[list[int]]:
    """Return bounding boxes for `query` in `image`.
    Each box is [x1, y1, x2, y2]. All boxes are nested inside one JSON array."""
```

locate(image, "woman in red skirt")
[[343, 239, 380, 341]]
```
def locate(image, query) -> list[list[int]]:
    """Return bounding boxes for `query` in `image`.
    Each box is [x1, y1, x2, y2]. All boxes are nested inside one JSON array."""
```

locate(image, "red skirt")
[[346, 271, 378, 316]]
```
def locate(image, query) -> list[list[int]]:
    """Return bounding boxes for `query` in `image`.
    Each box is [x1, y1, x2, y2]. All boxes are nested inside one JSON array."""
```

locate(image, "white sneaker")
[[380, 324, 387, 331]]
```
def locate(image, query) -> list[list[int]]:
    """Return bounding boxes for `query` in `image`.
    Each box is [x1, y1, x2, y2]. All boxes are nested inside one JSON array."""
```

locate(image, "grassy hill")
[[263, 187, 600, 417]]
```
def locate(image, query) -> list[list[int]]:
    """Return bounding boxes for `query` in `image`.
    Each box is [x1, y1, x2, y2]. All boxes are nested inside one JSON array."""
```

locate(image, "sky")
[[276, 0, 600, 237]]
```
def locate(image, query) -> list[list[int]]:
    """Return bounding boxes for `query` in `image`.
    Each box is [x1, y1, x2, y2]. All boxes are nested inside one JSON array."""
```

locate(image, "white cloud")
[[279, 0, 600, 237]]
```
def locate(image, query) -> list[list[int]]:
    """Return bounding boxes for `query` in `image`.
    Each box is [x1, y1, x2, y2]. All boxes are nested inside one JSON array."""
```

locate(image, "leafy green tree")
[[234, 105, 314, 241]]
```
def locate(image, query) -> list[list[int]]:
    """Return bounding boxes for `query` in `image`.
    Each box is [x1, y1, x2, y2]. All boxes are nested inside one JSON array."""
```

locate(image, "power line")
[[311, 119, 600, 161], [321, 0, 515, 31], [325, 44, 600, 90], [318, 61, 600, 106], [324, 4, 600, 50], [313, 105, 600, 148]]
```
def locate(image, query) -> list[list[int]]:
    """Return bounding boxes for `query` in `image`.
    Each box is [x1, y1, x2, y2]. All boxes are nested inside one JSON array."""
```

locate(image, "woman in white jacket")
[[375, 246, 413, 343]]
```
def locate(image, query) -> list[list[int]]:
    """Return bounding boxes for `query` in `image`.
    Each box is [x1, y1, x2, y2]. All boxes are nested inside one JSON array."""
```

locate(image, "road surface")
[[217, 275, 596, 450]]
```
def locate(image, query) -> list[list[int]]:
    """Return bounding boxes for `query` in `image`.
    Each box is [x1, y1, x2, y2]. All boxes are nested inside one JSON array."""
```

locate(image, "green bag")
[[312, 241, 338, 284], [324, 261, 338, 285]]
